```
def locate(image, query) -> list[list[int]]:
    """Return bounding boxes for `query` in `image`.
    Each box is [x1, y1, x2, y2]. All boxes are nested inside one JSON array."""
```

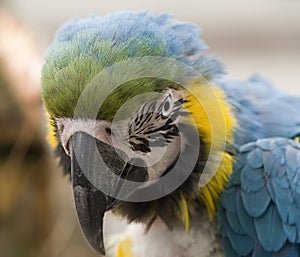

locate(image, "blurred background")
[[0, 1, 299, 257]]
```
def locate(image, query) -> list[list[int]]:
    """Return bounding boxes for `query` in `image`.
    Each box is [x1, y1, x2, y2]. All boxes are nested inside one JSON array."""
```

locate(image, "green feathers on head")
[[41, 11, 224, 120]]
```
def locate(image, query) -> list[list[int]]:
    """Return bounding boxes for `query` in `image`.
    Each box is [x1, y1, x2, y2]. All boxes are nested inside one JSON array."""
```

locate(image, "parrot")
[[41, 11, 300, 257]]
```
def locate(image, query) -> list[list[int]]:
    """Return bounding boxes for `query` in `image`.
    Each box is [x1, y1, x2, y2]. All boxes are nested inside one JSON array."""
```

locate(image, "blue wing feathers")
[[213, 26, 300, 257], [241, 186, 271, 217], [240, 166, 265, 193], [283, 223, 298, 243], [246, 148, 264, 169], [236, 191, 256, 235], [273, 243, 300, 257], [265, 176, 276, 201], [239, 143, 257, 153], [263, 151, 278, 176], [252, 237, 273, 257], [218, 138, 300, 256], [226, 205, 242, 235], [226, 219, 254, 255], [222, 237, 243, 257], [254, 204, 286, 251]]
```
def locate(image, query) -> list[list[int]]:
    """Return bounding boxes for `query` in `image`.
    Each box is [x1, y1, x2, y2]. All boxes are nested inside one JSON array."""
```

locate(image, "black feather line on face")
[[128, 96, 185, 152], [130, 142, 151, 153]]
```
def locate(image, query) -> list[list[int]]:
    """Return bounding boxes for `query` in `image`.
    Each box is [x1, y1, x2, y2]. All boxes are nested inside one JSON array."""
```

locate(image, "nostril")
[[105, 127, 112, 135]]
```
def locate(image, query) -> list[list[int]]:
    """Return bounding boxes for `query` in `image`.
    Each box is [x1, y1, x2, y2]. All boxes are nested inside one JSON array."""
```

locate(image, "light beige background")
[[4, 0, 300, 93]]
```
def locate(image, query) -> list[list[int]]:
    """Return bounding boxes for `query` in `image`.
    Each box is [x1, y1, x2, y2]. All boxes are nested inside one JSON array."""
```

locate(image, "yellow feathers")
[[179, 193, 190, 232], [199, 153, 234, 218], [116, 237, 135, 257], [46, 114, 58, 148], [184, 80, 236, 218], [184, 80, 235, 148]]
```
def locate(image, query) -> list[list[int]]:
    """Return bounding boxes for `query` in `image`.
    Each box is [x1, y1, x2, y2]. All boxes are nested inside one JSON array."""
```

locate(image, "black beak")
[[70, 132, 149, 255], [69, 132, 128, 255]]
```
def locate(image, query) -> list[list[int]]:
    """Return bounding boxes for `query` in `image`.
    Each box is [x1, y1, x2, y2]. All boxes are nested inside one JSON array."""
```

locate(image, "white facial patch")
[[56, 118, 113, 155]]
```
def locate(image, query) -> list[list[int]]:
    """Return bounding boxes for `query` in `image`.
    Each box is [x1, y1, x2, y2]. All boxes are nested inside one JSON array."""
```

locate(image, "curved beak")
[[69, 132, 148, 255], [70, 132, 125, 255]]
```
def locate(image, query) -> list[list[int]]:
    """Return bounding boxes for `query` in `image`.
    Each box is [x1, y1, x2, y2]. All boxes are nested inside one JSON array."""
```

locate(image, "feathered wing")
[[216, 74, 300, 145], [218, 138, 300, 257]]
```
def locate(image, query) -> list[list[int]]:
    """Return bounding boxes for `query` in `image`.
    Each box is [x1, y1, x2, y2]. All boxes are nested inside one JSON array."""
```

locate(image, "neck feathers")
[[184, 80, 235, 218]]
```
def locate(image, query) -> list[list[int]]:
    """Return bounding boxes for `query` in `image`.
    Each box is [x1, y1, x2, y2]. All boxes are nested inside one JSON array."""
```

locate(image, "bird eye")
[[161, 95, 172, 118]]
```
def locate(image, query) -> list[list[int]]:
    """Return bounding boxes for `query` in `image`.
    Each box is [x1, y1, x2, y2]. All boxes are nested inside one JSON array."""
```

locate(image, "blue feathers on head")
[[46, 11, 224, 79]]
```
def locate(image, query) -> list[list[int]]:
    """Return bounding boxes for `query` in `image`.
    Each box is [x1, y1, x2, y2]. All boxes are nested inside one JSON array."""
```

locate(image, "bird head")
[[41, 11, 235, 255]]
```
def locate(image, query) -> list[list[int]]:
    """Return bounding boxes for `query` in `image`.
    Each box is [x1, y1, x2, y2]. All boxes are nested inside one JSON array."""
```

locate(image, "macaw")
[[41, 11, 300, 257]]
